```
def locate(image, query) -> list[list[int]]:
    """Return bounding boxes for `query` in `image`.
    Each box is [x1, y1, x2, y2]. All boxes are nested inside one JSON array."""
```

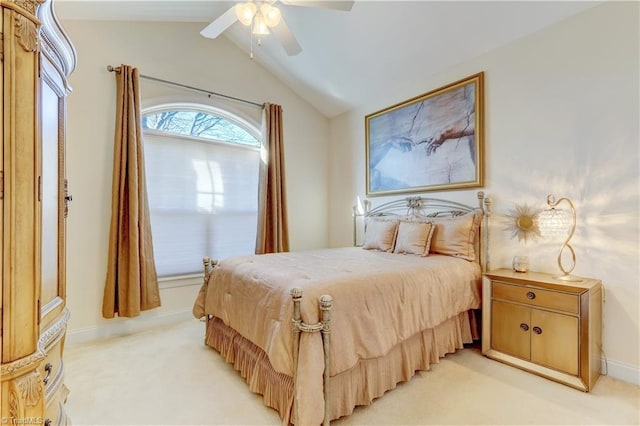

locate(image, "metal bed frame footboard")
[[201, 191, 491, 425], [201, 257, 333, 425]]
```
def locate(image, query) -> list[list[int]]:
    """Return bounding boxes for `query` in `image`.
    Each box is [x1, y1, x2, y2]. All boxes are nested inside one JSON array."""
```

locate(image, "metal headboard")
[[354, 191, 492, 272]]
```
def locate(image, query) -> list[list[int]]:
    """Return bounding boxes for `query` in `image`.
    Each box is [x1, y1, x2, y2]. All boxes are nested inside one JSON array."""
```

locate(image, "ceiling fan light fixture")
[[261, 3, 281, 28], [252, 13, 270, 35], [236, 2, 257, 26], [202, 0, 354, 57]]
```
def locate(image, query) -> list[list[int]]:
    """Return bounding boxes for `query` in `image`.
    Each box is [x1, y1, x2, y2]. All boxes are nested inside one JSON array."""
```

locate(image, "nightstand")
[[482, 268, 602, 391]]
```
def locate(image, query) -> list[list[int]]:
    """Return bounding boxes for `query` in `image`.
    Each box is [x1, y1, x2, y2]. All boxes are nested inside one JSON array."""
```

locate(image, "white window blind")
[[144, 131, 260, 277]]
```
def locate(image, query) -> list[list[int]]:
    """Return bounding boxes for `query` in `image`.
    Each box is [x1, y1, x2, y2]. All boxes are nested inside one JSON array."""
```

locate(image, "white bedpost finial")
[[319, 295, 333, 311], [484, 197, 492, 216], [203, 257, 218, 275], [320, 295, 333, 333], [290, 287, 303, 301], [477, 191, 485, 209], [202, 257, 211, 280]]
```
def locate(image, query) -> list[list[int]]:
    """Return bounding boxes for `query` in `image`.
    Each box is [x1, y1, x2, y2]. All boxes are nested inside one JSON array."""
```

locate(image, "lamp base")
[[553, 274, 583, 282]]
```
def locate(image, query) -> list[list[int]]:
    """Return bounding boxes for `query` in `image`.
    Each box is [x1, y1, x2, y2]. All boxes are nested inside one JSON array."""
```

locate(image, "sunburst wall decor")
[[504, 203, 542, 243]]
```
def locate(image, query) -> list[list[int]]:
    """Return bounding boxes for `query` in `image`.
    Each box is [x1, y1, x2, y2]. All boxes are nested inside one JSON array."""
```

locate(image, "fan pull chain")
[[250, 27, 254, 59]]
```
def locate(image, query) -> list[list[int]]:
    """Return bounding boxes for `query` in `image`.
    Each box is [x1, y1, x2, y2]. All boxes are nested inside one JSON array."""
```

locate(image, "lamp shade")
[[261, 3, 281, 27], [252, 13, 270, 35], [355, 196, 364, 216], [538, 207, 572, 237], [236, 2, 257, 26]]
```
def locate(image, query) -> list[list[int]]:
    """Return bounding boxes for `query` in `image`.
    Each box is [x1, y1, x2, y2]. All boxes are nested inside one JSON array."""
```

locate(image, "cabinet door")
[[531, 309, 579, 375], [492, 300, 531, 360], [39, 56, 67, 330]]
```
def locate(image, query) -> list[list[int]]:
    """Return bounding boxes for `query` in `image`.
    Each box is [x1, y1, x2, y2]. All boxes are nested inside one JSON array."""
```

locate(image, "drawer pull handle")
[[519, 323, 529, 331], [526, 291, 536, 300], [533, 326, 543, 335], [43, 363, 53, 385]]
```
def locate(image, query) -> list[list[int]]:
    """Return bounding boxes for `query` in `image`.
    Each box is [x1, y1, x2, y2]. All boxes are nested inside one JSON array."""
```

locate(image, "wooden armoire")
[[0, 0, 76, 424]]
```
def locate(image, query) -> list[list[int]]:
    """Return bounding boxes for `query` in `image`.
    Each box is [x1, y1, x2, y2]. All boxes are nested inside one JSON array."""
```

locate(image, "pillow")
[[363, 218, 399, 252], [393, 221, 435, 256], [429, 209, 483, 261]]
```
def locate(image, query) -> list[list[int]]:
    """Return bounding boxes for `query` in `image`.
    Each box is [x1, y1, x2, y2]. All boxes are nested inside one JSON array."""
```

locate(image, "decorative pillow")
[[429, 209, 483, 261], [393, 221, 435, 256], [363, 218, 399, 252]]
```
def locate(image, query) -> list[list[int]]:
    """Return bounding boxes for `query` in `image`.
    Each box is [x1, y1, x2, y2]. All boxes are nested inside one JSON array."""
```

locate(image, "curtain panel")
[[256, 103, 290, 254], [102, 64, 161, 318]]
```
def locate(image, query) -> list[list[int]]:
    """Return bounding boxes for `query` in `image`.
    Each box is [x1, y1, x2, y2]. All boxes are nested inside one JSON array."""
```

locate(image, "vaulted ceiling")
[[55, 1, 600, 118]]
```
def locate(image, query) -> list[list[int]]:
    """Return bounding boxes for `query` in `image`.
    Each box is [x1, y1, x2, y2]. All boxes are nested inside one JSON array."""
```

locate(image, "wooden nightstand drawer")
[[492, 281, 579, 314]]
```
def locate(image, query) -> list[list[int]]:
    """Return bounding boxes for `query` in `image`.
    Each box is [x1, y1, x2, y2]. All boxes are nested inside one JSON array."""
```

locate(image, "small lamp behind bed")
[[352, 196, 370, 247]]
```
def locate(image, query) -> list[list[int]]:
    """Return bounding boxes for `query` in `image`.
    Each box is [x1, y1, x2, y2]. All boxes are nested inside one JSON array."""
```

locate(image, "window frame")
[[141, 102, 262, 146]]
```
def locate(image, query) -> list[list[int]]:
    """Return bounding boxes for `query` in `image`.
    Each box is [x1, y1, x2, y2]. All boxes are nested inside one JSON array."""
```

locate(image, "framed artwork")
[[365, 72, 484, 196]]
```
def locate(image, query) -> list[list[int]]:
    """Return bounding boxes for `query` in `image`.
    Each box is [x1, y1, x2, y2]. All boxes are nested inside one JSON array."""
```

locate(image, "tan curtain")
[[255, 103, 290, 254], [102, 65, 161, 318]]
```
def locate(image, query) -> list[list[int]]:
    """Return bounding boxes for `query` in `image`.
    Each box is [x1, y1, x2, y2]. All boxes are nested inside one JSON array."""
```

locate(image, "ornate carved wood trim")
[[9, 389, 21, 419], [1, 349, 46, 379], [1, 0, 41, 23], [14, 11, 39, 52], [6, 370, 44, 422], [38, 307, 70, 349], [2, 0, 45, 53], [37, 0, 77, 77], [40, 31, 64, 73], [15, 370, 44, 407], [40, 59, 66, 98], [15, 0, 42, 15]]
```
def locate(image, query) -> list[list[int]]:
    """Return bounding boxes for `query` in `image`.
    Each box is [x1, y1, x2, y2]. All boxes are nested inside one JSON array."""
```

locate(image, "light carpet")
[[64, 319, 639, 425]]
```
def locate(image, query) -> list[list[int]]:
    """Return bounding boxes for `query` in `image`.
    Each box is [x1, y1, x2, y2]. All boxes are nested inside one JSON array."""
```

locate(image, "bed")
[[193, 192, 490, 425]]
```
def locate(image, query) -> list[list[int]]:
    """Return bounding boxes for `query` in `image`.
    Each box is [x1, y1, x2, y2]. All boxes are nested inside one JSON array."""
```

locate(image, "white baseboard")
[[602, 357, 640, 387], [66, 309, 195, 346]]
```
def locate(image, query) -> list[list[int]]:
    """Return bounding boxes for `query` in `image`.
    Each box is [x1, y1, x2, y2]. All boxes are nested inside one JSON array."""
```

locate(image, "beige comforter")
[[193, 247, 481, 424]]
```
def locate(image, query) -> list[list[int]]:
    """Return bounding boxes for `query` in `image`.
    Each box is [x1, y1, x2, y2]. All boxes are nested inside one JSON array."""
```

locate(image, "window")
[[142, 104, 261, 277]]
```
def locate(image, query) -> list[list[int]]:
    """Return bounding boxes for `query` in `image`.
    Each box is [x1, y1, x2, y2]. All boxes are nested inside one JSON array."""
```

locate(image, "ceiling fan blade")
[[200, 5, 238, 39], [280, 1, 354, 11], [271, 17, 302, 56]]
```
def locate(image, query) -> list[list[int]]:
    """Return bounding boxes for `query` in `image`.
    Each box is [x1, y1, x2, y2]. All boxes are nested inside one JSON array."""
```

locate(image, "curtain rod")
[[106, 65, 264, 109]]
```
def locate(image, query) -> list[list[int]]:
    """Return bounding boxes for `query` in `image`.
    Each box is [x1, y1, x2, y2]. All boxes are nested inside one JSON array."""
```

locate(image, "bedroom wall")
[[61, 20, 329, 341], [328, 1, 639, 385]]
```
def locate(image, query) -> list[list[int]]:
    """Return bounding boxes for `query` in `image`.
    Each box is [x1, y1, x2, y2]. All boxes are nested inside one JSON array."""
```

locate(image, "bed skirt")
[[205, 310, 479, 424]]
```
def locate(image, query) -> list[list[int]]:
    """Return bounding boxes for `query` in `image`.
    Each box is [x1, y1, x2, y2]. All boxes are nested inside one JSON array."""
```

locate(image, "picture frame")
[[365, 72, 484, 196]]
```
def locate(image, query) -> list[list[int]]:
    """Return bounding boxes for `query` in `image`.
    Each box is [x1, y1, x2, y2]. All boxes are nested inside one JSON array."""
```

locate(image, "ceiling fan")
[[200, 1, 354, 56]]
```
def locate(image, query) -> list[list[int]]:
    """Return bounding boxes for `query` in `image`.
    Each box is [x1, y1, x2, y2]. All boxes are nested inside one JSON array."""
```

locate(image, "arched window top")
[[142, 103, 260, 148]]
